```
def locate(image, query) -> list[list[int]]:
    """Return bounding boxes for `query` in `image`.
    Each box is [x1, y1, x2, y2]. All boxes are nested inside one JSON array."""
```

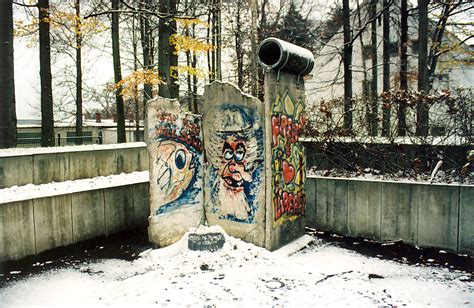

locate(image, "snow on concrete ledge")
[[306, 174, 473, 187], [0, 171, 149, 204], [0, 142, 146, 158]]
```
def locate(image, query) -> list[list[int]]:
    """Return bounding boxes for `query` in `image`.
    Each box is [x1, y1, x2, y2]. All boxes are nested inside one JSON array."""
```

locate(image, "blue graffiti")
[[207, 104, 264, 223], [156, 143, 202, 215], [151, 113, 203, 216]]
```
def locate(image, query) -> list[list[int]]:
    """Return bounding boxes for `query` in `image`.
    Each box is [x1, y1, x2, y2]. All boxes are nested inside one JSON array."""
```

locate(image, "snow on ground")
[[0, 226, 471, 307], [0, 171, 149, 203]]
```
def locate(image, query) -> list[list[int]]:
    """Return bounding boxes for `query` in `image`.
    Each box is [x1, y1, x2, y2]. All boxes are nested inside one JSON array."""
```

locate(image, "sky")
[[14, 29, 114, 120]]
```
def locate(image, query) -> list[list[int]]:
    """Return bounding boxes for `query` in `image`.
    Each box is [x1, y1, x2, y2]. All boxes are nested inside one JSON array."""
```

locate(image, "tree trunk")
[[216, 0, 222, 80], [356, 0, 369, 134], [398, 0, 408, 136], [0, 0, 17, 148], [112, 0, 126, 143], [342, 0, 353, 132], [132, 12, 140, 142], [206, 8, 212, 82], [356, 0, 368, 98], [382, 0, 391, 137], [39, 0, 55, 147], [249, 0, 259, 97], [235, 0, 244, 89], [369, 0, 378, 136], [191, 7, 198, 113], [416, 0, 429, 136], [158, 0, 178, 99], [192, 51, 198, 113], [427, 2, 454, 90], [185, 28, 192, 110], [211, 0, 217, 82], [140, 0, 153, 106], [75, 0, 83, 145]]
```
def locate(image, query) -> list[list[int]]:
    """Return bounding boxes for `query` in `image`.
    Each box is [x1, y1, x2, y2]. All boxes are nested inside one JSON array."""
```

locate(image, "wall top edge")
[[0, 171, 149, 204], [0, 142, 147, 158], [306, 175, 473, 188]]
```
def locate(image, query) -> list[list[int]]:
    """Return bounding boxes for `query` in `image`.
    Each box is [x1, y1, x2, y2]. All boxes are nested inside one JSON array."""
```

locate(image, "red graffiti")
[[153, 113, 202, 152], [282, 160, 295, 184], [273, 189, 306, 221], [271, 114, 305, 147]]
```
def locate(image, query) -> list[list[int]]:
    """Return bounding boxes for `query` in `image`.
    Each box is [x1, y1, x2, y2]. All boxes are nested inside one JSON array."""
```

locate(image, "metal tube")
[[258, 37, 314, 76]]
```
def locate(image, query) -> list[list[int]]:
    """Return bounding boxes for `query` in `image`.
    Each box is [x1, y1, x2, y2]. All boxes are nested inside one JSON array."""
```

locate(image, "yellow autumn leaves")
[[116, 69, 163, 97], [117, 17, 211, 97], [14, 7, 106, 49], [169, 34, 215, 54]]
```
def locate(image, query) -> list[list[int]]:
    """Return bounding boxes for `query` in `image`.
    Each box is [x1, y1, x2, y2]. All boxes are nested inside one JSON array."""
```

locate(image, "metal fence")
[[16, 136, 103, 148]]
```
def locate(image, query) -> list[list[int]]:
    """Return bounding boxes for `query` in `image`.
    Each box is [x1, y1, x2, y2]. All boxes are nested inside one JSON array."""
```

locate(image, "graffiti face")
[[149, 112, 203, 215], [221, 136, 252, 193], [206, 105, 263, 223], [156, 140, 196, 205]]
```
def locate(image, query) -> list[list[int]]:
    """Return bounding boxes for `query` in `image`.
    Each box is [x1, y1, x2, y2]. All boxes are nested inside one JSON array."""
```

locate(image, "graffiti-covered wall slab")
[[264, 72, 307, 251], [146, 98, 204, 247], [203, 82, 266, 247]]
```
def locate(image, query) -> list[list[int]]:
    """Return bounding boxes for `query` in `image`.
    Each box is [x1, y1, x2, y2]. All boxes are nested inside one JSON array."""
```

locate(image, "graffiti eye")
[[224, 149, 233, 160], [234, 150, 245, 162], [175, 149, 186, 170]]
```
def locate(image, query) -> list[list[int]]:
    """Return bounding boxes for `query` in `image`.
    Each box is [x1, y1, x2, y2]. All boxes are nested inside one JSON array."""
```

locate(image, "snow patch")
[[0, 142, 146, 158], [0, 227, 471, 307], [0, 171, 149, 203]]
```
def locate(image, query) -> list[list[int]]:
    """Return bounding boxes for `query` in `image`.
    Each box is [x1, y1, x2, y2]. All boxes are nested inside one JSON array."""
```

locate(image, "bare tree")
[[39, 0, 55, 146], [416, 0, 429, 136], [0, 0, 17, 148], [342, 0, 353, 132], [368, 0, 378, 136], [398, 0, 408, 136], [249, 0, 258, 97], [382, 0, 391, 136], [234, 0, 245, 89], [112, 0, 126, 142], [140, 0, 153, 105], [158, 0, 178, 99], [426, 0, 469, 90], [74, 0, 83, 144]]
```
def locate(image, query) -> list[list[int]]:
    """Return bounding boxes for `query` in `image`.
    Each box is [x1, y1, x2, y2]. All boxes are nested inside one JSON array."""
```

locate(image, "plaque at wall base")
[[188, 232, 226, 252]]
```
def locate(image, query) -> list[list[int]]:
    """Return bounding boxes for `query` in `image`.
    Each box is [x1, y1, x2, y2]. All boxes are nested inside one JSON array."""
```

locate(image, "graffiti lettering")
[[271, 115, 304, 147], [273, 190, 306, 221], [152, 113, 202, 152], [271, 91, 306, 223]]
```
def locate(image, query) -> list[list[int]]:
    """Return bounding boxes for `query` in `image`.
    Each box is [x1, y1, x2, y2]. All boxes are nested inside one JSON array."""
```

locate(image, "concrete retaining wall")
[[306, 176, 473, 254], [0, 182, 149, 262], [0, 143, 149, 189], [0, 143, 150, 262]]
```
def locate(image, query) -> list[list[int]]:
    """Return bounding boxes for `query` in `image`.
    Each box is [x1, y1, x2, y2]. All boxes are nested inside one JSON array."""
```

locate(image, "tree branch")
[[12, 1, 37, 8]]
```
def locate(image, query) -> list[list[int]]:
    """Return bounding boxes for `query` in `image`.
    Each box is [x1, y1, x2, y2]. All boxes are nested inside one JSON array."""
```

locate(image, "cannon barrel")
[[257, 37, 315, 76]]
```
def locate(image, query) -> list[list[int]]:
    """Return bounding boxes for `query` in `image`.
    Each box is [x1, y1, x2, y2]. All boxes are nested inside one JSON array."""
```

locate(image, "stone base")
[[148, 206, 203, 248]]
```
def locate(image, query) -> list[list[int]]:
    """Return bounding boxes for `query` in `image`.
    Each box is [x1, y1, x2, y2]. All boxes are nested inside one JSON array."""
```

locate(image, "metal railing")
[[16, 136, 103, 148]]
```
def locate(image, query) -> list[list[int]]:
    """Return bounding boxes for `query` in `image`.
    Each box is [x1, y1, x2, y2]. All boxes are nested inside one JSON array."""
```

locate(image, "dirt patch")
[[0, 228, 151, 288]]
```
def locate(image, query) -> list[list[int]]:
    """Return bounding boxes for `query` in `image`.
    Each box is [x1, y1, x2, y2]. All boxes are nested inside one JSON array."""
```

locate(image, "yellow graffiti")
[[272, 90, 306, 226]]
